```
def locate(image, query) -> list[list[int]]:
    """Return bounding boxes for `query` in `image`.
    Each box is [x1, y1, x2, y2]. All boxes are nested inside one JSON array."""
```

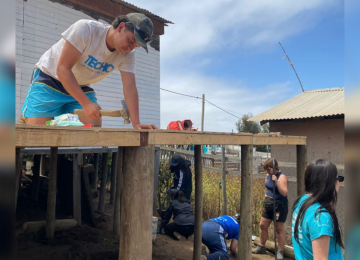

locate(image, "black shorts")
[[261, 197, 288, 223]]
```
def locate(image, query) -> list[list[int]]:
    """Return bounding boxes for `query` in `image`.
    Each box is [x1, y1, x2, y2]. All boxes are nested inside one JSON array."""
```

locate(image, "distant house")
[[249, 87, 344, 170], [249, 87, 345, 227]]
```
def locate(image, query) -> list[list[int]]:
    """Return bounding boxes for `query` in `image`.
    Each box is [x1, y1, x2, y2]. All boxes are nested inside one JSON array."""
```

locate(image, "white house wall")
[[16, 0, 160, 128]]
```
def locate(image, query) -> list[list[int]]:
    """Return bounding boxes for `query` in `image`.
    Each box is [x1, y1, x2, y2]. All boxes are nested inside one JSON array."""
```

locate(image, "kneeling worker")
[[201, 214, 240, 260]]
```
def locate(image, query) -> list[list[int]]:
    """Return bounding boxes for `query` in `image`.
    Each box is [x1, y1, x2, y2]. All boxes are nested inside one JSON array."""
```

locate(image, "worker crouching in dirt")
[[167, 154, 192, 200], [201, 214, 240, 260], [158, 190, 195, 240]]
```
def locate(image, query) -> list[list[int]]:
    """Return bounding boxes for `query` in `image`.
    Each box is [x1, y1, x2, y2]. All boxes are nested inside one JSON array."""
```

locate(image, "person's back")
[[292, 194, 344, 260], [210, 215, 239, 240], [171, 199, 194, 226]]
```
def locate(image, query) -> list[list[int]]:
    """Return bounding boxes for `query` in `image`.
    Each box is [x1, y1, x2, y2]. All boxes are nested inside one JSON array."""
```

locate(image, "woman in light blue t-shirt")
[[292, 159, 344, 260]]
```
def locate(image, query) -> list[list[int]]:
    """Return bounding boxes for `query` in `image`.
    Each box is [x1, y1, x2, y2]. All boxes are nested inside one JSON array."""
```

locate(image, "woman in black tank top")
[[253, 158, 289, 260]]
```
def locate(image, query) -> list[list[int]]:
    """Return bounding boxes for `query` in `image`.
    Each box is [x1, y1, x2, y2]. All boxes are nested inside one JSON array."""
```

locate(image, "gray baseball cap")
[[126, 13, 154, 53]]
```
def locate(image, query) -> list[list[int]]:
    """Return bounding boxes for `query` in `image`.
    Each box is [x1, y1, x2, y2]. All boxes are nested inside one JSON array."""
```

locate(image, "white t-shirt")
[[36, 19, 136, 86]]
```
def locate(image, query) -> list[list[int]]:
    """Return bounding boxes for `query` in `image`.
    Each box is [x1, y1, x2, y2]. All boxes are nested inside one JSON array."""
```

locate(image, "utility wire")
[[160, 87, 242, 119]]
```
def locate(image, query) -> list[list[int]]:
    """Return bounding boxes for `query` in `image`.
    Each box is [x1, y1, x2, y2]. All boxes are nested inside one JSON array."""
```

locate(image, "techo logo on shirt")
[[84, 55, 114, 73]]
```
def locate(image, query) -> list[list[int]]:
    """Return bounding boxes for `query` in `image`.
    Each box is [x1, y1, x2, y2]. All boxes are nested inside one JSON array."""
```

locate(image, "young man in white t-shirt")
[[21, 13, 158, 129]]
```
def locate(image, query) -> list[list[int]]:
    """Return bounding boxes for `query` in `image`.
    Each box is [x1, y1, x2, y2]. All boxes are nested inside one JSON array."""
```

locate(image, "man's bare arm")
[[57, 40, 101, 119]]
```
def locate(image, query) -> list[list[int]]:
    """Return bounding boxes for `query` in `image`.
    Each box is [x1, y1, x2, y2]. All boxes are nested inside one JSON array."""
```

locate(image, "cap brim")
[[134, 30, 149, 53], [170, 162, 179, 167]]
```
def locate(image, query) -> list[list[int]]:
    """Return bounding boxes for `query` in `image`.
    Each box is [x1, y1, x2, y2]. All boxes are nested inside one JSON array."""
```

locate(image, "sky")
[[130, 0, 344, 132]]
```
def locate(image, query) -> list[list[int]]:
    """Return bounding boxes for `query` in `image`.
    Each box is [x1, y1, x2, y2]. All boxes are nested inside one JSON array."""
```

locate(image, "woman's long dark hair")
[[293, 159, 344, 249]]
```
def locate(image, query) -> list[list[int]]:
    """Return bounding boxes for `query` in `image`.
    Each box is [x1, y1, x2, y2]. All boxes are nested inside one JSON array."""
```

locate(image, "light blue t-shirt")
[[210, 215, 239, 240], [292, 195, 344, 260]]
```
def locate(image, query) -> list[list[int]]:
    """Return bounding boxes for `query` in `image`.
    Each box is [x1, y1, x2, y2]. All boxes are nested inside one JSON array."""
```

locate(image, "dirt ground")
[[16, 193, 291, 260]]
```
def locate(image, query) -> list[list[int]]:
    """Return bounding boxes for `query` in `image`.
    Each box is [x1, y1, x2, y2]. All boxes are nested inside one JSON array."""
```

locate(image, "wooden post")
[[119, 146, 154, 260], [193, 145, 203, 260], [31, 155, 41, 202], [238, 145, 252, 260], [46, 147, 58, 240], [221, 145, 227, 215], [98, 153, 109, 213], [40, 154, 47, 176], [113, 147, 123, 235], [110, 152, 118, 205], [296, 145, 307, 197], [15, 148, 23, 210], [73, 153, 82, 226], [153, 147, 160, 215], [93, 153, 99, 190]]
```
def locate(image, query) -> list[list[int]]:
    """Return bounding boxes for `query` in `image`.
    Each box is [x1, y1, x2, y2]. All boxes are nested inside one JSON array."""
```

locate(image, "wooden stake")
[[46, 147, 58, 240], [221, 145, 227, 215], [238, 145, 253, 260], [15, 148, 22, 210], [98, 153, 109, 213], [93, 153, 99, 190], [193, 145, 203, 260], [119, 146, 154, 260], [113, 147, 123, 235], [73, 153, 82, 225], [110, 152, 118, 205], [31, 155, 41, 202], [296, 145, 307, 197]]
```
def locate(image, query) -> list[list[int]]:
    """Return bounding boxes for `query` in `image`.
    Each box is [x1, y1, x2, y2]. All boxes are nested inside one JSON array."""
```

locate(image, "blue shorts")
[[21, 69, 98, 118]]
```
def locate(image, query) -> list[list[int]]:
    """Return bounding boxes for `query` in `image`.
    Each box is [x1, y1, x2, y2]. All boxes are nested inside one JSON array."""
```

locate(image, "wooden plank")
[[119, 146, 154, 260], [98, 153, 109, 213], [15, 148, 22, 210], [238, 145, 253, 260], [193, 145, 203, 260], [253, 135, 306, 145], [113, 147, 123, 235], [153, 147, 160, 216], [221, 146, 227, 215], [73, 154, 82, 226], [110, 152, 118, 205], [296, 145, 307, 197], [16, 125, 143, 147], [46, 147, 58, 240], [93, 153, 99, 190], [31, 155, 41, 202]]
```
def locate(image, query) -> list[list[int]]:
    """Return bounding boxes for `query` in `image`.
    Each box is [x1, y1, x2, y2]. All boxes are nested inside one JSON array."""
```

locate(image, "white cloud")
[[160, 71, 295, 132]]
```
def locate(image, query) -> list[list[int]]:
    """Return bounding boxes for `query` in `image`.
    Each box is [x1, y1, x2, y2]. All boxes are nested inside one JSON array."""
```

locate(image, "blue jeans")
[[202, 221, 229, 260]]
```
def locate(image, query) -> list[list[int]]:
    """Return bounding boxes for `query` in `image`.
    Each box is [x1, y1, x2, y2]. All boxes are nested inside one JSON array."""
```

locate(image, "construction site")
[[15, 0, 345, 260]]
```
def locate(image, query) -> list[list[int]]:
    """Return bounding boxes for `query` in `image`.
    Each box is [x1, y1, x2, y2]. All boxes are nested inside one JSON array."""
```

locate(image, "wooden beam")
[[193, 145, 203, 260], [98, 153, 109, 213], [93, 153, 99, 190], [296, 145, 307, 197], [73, 154, 82, 225], [110, 152, 118, 205], [153, 147, 160, 215], [238, 145, 253, 260], [46, 147, 58, 240], [148, 131, 253, 145], [16, 125, 144, 147], [16, 126, 307, 147], [253, 135, 306, 145], [113, 147, 123, 236], [31, 155, 41, 202], [15, 148, 22, 210], [221, 145, 227, 215], [119, 146, 154, 260]]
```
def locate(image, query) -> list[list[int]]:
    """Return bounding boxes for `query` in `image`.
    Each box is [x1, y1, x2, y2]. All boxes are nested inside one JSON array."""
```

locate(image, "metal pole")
[[272, 159, 277, 260], [201, 94, 205, 132]]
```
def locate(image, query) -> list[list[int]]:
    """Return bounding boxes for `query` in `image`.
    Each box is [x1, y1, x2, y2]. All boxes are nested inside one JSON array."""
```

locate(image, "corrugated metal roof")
[[110, 0, 173, 24], [249, 87, 344, 123]]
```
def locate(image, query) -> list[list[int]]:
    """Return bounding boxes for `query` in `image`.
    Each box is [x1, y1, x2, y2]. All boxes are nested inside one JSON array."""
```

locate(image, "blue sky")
[[130, 0, 344, 132]]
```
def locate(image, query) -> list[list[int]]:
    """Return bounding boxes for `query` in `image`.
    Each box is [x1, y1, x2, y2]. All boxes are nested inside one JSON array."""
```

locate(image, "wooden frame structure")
[[16, 125, 307, 260]]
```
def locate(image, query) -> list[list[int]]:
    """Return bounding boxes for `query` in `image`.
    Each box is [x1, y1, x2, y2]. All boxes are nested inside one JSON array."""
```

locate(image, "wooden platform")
[[16, 125, 306, 147]]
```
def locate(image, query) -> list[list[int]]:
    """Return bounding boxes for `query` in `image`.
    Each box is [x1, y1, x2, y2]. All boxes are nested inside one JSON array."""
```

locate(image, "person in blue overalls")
[[253, 158, 288, 260], [201, 214, 240, 260]]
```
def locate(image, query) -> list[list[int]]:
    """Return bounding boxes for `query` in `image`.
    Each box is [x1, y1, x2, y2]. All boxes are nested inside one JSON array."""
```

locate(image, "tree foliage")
[[235, 113, 260, 134]]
